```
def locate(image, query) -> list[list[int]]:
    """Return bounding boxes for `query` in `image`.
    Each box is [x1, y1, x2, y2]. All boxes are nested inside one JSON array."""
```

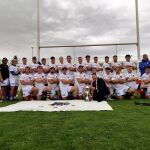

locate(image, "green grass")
[[0, 100, 150, 150]]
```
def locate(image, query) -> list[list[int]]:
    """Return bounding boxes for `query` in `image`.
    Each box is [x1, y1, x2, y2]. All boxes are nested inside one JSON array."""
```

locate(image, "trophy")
[[84, 86, 91, 101]]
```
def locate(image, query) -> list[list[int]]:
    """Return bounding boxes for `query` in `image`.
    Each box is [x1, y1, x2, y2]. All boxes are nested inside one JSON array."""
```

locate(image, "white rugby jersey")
[[9, 65, 20, 80], [111, 72, 126, 88], [33, 73, 46, 88], [111, 62, 122, 68], [102, 62, 111, 69], [59, 73, 71, 88], [20, 73, 33, 88], [65, 62, 75, 76], [19, 64, 28, 70], [30, 63, 39, 69], [103, 73, 113, 88], [92, 62, 103, 75], [75, 72, 87, 87], [57, 63, 66, 75], [124, 71, 139, 87], [49, 64, 58, 70], [141, 73, 150, 86], [84, 62, 92, 76], [47, 73, 58, 88], [41, 64, 49, 70]]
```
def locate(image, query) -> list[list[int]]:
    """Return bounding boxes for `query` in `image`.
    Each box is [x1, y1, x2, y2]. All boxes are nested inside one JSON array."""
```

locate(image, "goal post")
[[36, 0, 141, 61]]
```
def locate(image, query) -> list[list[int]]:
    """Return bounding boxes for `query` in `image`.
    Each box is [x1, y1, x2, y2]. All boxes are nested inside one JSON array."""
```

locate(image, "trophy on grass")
[[84, 86, 91, 101]]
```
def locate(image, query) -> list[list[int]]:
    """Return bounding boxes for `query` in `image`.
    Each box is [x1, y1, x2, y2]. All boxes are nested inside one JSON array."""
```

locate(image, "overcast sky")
[[0, 0, 149, 62]]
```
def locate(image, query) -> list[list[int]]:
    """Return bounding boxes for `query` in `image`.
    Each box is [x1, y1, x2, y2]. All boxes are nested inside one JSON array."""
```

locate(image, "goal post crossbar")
[[40, 42, 137, 49]]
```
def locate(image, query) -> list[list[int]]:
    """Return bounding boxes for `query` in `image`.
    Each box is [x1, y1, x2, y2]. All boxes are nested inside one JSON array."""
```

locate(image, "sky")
[[0, 0, 149, 62]]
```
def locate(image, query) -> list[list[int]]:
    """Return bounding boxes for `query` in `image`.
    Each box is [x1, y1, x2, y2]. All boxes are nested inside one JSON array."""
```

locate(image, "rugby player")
[[20, 66, 39, 100]]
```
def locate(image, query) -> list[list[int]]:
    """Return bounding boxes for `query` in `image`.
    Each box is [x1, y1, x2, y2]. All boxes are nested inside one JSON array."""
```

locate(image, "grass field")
[[0, 100, 150, 150]]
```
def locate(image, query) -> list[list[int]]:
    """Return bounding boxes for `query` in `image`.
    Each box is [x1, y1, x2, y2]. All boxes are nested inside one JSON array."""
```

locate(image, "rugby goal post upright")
[[36, 0, 141, 61]]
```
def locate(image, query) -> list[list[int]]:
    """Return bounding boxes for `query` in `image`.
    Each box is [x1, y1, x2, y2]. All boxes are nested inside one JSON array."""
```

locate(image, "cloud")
[[0, 0, 149, 62]]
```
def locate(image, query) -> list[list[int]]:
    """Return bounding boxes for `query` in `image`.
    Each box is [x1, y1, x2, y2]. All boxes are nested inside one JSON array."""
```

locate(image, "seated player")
[[33, 66, 51, 100], [111, 65, 135, 100], [20, 66, 39, 100], [59, 67, 77, 100], [92, 73, 110, 101], [141, 66, 150, 99], [75, 65, 93, 100], [124, 65, 141, 91], [103, 67, 114, 100], [47, 66, 59, 100]]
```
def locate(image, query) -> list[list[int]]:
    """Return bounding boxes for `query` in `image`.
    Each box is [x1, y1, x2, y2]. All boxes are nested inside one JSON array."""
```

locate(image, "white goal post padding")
[[0, 100, 113, 112]]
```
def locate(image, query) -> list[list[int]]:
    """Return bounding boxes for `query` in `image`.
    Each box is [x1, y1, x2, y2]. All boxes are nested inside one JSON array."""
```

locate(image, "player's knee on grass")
[[117, 96, 124, 100]]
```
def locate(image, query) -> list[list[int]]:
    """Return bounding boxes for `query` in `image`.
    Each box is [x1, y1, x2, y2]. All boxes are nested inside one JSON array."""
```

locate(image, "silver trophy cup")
[[84, 86, 90, 101]]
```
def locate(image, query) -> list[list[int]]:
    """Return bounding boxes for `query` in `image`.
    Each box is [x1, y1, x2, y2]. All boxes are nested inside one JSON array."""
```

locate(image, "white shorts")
[[114, 84, 130, 96], [10, 78, 19, 87], [38, 86, 46, 96], [60, 86, 72, 98], [78, 85, 85, 95], [126, 83, 139, 91], [51, 86, 59, 97], [1, 79, 9, 87], [108, 86, 114, 95], [146, 87, 150, 96], [22, 86, 33, 97]]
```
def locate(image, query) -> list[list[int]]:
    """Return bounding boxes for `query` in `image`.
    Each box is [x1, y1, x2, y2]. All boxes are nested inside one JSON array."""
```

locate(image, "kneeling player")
[[20, 67, 38, 100], [141, 66, 150, 99], [59, 67, 77, 100], [47, 66, 59, 99], [75, 65, 93, 100], [34, 66, 51, 100], [111, 66, 135, 100]]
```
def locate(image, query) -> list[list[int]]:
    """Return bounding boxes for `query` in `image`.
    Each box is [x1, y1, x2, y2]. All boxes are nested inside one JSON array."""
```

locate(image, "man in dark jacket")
[[92, 73, 110, 101], [0, 58, 9, 100], [139, 54, 150, 75]]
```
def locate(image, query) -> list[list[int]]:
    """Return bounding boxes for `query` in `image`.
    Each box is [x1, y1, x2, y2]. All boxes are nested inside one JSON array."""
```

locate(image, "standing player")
[[103, 56, 112, 70], [65, 55, 76, 82], [59, 67, 77, 100], [76, 57, 86, 72], [123, 55, 137, 72], [47, 66, 59, 99], [19, 57, 28, 74], [92, 56, 103, 77], [111, 55, 123, 71], [41, 58, 49, 75], [49, 56, 58, 73], [30, 57, 39, 75], [20, 66, 39, 100], [9, 59, 20, 100], [58, 56, 66, 75], [33, 66, 51, 100], [84, 55, 92, 77]]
